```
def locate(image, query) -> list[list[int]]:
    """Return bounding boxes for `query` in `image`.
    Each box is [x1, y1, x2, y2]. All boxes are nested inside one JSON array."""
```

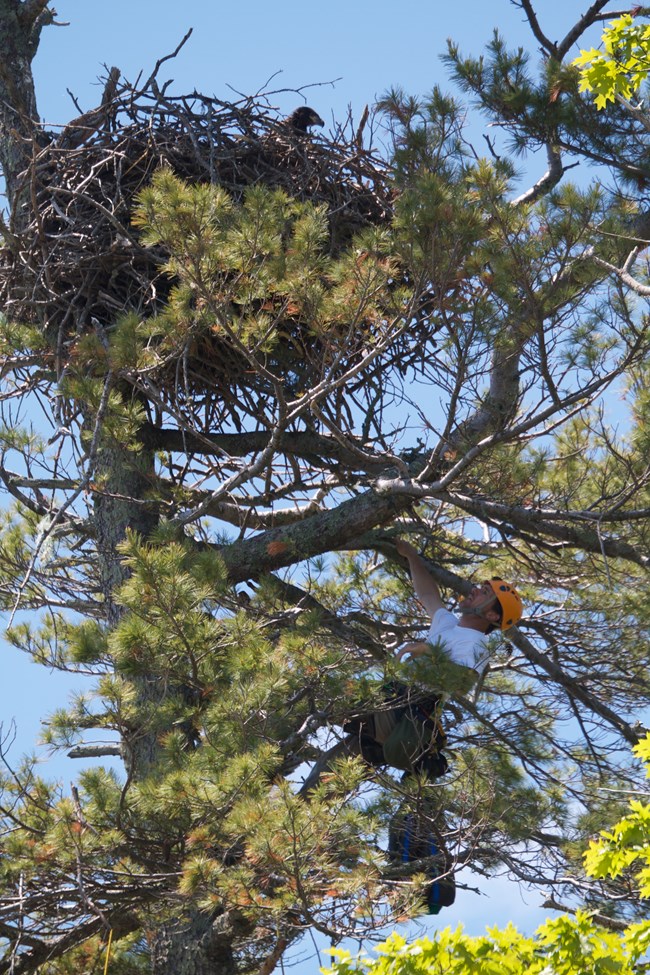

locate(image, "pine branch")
[[442, 492, 650, 569], [67, 744, 122, 759], [556, 1, 612, 60], [514, 0, 558, 56]]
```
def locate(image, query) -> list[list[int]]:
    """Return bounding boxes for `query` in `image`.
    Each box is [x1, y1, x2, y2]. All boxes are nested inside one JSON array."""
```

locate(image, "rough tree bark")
[[0, 0, 51, 217]]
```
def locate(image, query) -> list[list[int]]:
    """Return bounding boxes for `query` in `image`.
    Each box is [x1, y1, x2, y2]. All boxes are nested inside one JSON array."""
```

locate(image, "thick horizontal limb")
[[139, 423, 394, 473], [67, 743, 122, 759]]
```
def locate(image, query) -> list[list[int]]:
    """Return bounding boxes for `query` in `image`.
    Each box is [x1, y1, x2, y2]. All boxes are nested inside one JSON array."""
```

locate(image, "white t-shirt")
[[427, 608, 489, 670]]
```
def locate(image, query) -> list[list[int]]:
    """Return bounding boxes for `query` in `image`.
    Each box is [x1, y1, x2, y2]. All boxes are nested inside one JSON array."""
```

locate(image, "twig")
[[139, 28, 194, 93]]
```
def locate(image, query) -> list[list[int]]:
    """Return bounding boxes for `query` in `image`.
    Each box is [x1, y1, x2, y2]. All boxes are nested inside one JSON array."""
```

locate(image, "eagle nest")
[[0, 73, 400, 426], [2, 81, 393, 316]]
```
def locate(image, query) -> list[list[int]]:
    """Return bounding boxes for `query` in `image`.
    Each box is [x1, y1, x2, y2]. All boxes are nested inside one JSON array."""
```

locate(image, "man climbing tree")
[[317, 539, 522, 920], [303, 541, 522, 788], [395, 539, 523, 668]]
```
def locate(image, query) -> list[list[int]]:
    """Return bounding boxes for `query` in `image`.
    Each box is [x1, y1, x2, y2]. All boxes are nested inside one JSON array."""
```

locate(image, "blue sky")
[[2, 0, 618, 954], [32, 0, 606, 143]]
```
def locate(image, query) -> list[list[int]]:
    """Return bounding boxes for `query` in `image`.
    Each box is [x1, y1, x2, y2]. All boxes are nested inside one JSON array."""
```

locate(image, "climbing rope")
[[103, 929, 113, 975]]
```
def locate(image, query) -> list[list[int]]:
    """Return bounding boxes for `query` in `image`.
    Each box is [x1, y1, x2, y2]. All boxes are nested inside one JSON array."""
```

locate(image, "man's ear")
[[484, 607, 500, 624]]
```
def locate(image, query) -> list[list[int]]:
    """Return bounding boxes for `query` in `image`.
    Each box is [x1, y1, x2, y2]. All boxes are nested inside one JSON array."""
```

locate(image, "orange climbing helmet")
[[487, 578, 523, 630]]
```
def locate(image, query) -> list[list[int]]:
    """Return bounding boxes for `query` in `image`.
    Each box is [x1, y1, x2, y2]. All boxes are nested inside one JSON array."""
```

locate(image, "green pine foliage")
[[0, 533, 405, 951], [128, 172, 404, 372]]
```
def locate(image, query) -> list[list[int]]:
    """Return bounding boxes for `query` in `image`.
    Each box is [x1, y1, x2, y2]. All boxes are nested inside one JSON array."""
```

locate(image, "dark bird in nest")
[[283, 106, 325, 134]]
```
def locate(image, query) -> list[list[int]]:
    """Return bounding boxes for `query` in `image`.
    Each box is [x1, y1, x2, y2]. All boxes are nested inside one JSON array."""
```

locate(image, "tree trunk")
[[93, 443, 158, 623], [91, 405, 253, 975], [92, 437, 166, 774], [0, 0, 50, 218], [150, 911, 251, 975]]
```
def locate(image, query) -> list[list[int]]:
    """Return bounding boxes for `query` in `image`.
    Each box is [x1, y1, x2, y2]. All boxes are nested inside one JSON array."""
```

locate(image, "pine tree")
[[1, 3, 650, 974]]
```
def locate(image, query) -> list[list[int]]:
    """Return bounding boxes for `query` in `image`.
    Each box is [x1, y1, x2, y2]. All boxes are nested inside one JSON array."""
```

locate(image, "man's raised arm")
[[395, 539, 445, 618]]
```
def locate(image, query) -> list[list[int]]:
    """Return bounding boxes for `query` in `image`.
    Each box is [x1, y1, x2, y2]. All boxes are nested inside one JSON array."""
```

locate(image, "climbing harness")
[[343, 683, 448, 778]]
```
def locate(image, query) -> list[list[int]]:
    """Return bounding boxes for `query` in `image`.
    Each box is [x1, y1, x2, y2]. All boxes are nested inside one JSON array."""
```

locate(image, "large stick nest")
[[1, 76, 393, 324], [0, 73, 429, 435]]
